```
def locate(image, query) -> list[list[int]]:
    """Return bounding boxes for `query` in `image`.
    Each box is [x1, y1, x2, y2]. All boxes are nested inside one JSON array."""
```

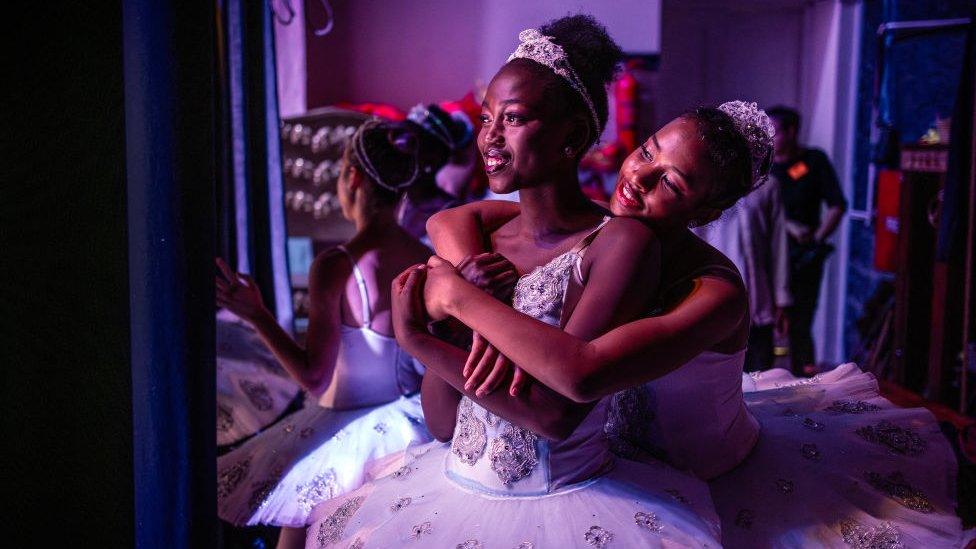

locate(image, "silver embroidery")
[[300, 427, 316, 438], [801, 443, 822, 461], [283, 423, 296, 434], [348, 539, 365, 549], [410, 521, 433, 540], [583, 525, 614, 547], [775, 373, 825, 388], [239, 379, 274, 411], [634, 511, 664, 533], [489, 423, 539, 485], [826, 400, 881, 414], [217, 404, 234, 433], [248, 477, 278, 509], [457, 541, 483, 549], [391, 466, 412, 480], [451, 398, 487, 466], [605, 386, 653, 459], [803, 417, 825, 431], [217, 458, 250, 499], [485, 410, 501, 427], [865, 471, 934, 513], [856, 421, 926, 456], [748, 371, 763, 381], [296, 469, 339, 513], [390, 496, 412, 512], [775, 478, 795, 494], [512, 252, 576, 321], [516, 543, 534, 549], [373, 422, 388, 434], [840, 519, 904, 549], [316, 496, 366, 546]]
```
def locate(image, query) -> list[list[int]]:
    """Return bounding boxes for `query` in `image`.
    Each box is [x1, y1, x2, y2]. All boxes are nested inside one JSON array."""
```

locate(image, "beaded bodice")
[[446, 237, 612, 496]]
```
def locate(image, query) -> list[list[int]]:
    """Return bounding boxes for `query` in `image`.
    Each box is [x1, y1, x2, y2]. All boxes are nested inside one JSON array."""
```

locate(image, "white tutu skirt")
[[713, 363, 967, 548], [217, 393, 431, 527], [304, 443, 723, 548], [216, 310, 301, 446]]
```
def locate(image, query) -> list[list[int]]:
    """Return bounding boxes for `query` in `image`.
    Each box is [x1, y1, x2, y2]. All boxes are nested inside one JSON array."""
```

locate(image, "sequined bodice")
[[446, 247, 613, 496]]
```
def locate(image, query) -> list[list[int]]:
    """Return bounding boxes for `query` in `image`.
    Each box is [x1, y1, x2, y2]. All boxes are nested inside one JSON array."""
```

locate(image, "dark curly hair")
[[507, 14, 623, 145], [681, 107, 755, 212], [343, 121, 419, 207]]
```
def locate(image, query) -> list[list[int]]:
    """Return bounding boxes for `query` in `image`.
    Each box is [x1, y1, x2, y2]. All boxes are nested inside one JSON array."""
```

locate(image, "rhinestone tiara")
[[717, 100, 775, 185], [508, 29, 602, 142]]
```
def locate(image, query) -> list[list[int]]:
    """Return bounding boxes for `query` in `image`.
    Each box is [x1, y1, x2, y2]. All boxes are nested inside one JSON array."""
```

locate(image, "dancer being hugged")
[[214, 121, 434, 541], [423, 102, 969, 547], [302, 16, 726, 548]]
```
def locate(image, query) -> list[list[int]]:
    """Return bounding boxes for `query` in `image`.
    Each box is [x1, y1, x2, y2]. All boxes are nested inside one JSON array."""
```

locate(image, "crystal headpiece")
[[350, 119, 419, 192], [718, 100, 775, 186], [508, 29, 602, 142]]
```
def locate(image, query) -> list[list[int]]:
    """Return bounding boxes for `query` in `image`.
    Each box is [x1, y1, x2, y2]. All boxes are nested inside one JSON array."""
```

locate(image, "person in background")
[[692, 172, 791, 372], [397, 104, 476, 244], [767, 106, 847, 375]]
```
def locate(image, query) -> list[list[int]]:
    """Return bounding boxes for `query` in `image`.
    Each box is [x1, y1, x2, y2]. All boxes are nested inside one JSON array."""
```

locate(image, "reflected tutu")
[[218, 394, 431, 527]]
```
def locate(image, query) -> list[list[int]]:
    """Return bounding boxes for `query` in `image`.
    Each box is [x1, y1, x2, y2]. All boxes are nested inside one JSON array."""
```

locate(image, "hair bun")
[[717, 101, 775, 185]]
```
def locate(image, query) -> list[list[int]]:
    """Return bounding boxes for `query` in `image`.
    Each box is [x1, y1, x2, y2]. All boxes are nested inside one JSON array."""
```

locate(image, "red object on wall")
[[614, 61, 639, 154], [874, 168, 901, 273]]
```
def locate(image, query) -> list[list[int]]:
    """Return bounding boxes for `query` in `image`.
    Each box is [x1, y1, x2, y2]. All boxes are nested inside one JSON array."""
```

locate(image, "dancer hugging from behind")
[[300, 15, 728, 548], [421, 101, 970, 547], [215, 120, 435, 547]]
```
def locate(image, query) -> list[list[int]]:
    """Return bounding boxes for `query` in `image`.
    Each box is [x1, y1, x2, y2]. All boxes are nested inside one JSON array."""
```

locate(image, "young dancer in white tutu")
[[418, 100, 970, 546], [300, 16, 734, 548], [214, 120, 434, 545]]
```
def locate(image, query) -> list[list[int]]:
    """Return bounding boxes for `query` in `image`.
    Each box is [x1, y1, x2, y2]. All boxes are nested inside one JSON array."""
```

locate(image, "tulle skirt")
[[216, 310, 300, 446], [713, 363, 968, 547], [217, 393, 431, 527], [303, 443, 723, 548]]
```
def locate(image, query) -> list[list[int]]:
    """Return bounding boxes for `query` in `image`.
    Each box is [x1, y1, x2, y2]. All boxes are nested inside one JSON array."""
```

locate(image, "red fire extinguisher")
[[873, 168, 901, 273], [614, 60, 640, 154]]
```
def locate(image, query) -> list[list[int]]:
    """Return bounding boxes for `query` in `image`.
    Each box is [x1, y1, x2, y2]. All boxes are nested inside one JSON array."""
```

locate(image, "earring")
[[564, 146, 574, 157]]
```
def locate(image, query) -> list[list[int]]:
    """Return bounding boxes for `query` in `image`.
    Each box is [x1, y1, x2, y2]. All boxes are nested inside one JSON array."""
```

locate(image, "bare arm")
[[434, 265, 747, 402], [815, 205, 846, 243], [420, 370, 463, 442], [393, 267, 588, 441], [215, 253, 344, 393], [427, 200, 520, 264]]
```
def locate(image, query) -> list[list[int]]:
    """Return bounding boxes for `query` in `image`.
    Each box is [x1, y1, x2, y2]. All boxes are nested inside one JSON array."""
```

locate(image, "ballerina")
[[214, 120, 434, 539], [419, 102, 969, 547], [301, 16, 726, 548]]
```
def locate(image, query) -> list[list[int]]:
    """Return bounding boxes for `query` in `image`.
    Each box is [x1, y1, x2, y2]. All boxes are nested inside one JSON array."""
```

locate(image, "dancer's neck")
[[517, 176, 602, 240]]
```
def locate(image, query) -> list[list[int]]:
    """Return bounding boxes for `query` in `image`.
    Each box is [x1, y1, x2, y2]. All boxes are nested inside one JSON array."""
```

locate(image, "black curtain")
[[216, 0, 293, 331], [3, 3, 134, 545]]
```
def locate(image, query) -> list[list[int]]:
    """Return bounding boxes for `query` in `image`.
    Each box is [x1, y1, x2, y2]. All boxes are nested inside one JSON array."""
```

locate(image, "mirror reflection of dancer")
[[214, 121, 434, 545], [417, 103, 967, 547], [300, 16, 727, 548]]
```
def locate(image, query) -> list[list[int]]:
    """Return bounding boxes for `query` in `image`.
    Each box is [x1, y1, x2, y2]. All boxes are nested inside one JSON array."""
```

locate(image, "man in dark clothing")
[[768, 106, 847, 375]]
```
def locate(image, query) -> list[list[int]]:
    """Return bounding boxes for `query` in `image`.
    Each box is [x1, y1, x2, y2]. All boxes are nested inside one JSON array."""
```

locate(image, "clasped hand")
[[391, 254, 529, 398]]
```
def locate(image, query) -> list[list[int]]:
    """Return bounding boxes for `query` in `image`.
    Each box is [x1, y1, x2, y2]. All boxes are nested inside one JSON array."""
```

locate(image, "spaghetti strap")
[[336, 245, 372, 328], [571, 216, 612, 281]]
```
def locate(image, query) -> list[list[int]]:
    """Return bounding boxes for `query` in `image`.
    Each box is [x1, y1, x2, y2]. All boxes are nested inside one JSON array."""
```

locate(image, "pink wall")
[[657, 1, 805, 129], [303, 0, 660, 110]]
